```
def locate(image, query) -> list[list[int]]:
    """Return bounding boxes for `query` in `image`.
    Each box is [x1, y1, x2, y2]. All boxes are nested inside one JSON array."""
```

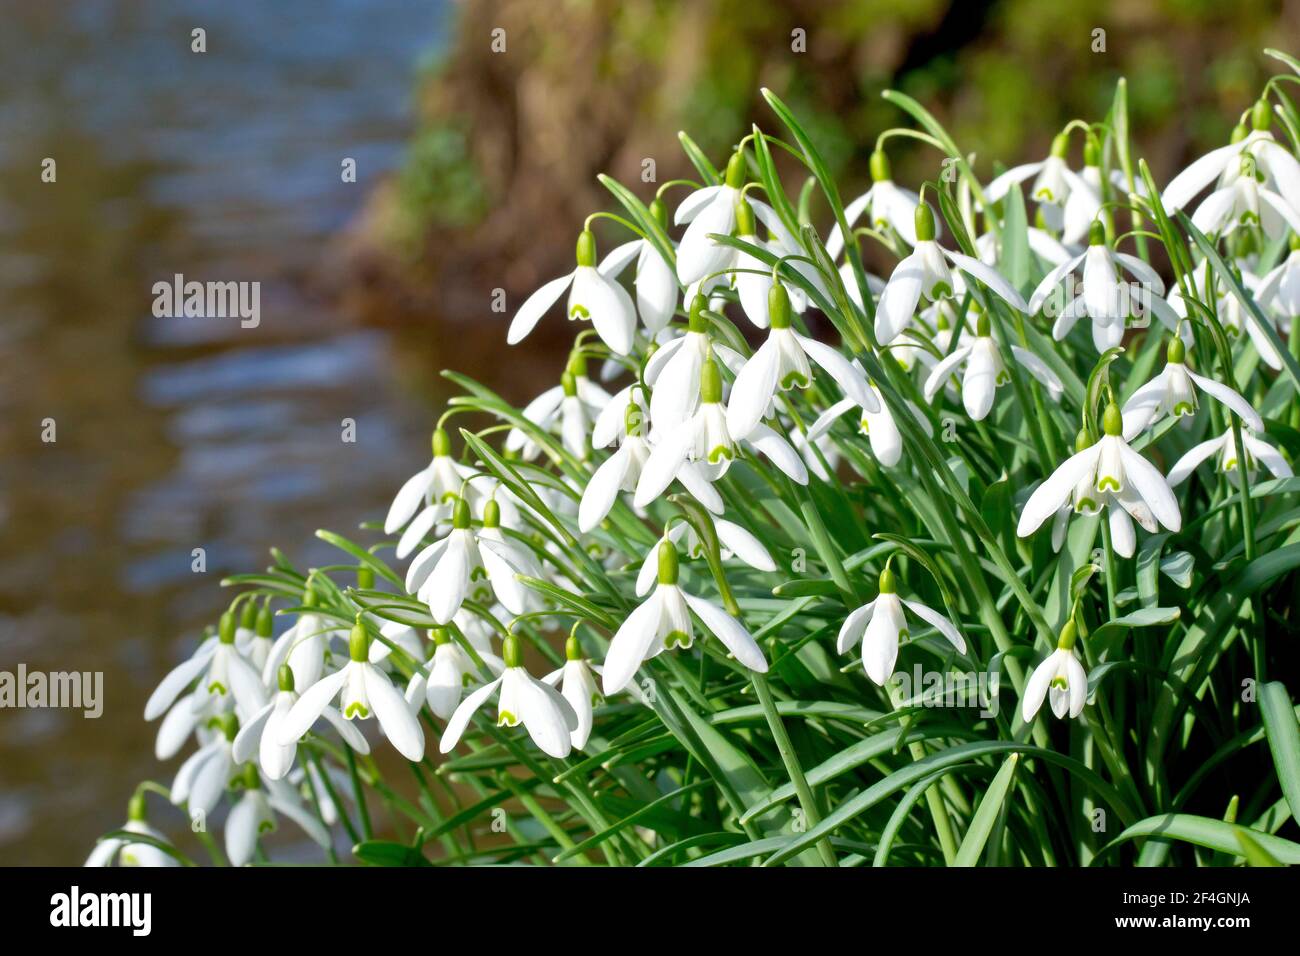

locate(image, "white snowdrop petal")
[[508, 271, 575, 345]]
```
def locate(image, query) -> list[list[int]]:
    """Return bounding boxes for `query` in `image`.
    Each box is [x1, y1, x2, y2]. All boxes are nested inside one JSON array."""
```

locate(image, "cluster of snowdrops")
[[90, 65, 1300, 867]]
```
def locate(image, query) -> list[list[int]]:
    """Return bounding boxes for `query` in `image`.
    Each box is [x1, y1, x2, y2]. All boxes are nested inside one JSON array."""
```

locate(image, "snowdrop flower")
[[234, 665, 369, 781], [406, 497, 536, 624], [836, 566, 967, 686], [876, 202, 1029, 345], [1021, 619, 1088, 722], [976, 215, 1073, 268], [171, 713, 239, 819], [1031, 221, 1177, 353], [985, 132, 1080, 215], [85, 794, 178, 867], [261, 590, 336, 692], [1253, 238, 1300, 336], [385, 428, 475, 555], [922, 310, 1064, 421], [507, 229, 636, 354], [1120, 337, 1263, 441], [580, 400, 652, 531], [224, 766, 330, 867], [1190, 151, 1300, 240], [278, 620, 425, 762], [595, 197, 678, 334], [674, 152, 748, 285], [144, 611, 267, 723], [635, 357, 808, 506], [539, 635, 607, 751], [631, 519, 775, 596], [604, 540, 767, 694], [412, 626, 505, 720], [1162, 103, 1300, 223], [644, 294, 734, 432], [1060, 139, 1105, 246], [827, 149, 921, 255], [1018, 403, 1182, 558], [807, 377, 921, 468], [727, 283, 878, 439], [1167, 422, 1293, 486], [440, 634, 579, 759], [505, 354, 612, 462], [154, 689, 224, 761]]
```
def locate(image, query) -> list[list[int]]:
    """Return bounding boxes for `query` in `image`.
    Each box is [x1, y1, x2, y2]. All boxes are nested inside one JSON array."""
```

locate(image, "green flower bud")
[[1057, 617, 1078, 651], [657, 539, 680, 585], [724, 151, 746, 189], [432, 427, 451, 458], [1167, 336, 1186, 365], [255, 604, 273, 638], [769, 282, 792, 329], [349, 618, 369, 662], [700, 358, 723, 404], [575, 229, 597, 268], [878, 566, 897, 594], [688, 293, 708, 333], [869, 149, 891, 183], [1251, 98, 1271, 132], [502, 634, 522, 669], [1102, 402, 1123, 437], [1230, 122, 1249, 144], [1075, 429, 1091, 453], [735, 198, 756, 237], [914, 203, 936, 243]]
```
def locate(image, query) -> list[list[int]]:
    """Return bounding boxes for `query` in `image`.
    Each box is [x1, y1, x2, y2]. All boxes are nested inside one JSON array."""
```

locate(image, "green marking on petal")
[[1096, 476, 1121, 493], [569, 304, 590, 320], [1172, 402, 1195, 417], [497, 710, 519, 727], [707, 444, 734, 464], [345, 702, 370, 719], [207, 681, 228, 697], [664, 630, 693, 650], [780, 371, 811, 390]]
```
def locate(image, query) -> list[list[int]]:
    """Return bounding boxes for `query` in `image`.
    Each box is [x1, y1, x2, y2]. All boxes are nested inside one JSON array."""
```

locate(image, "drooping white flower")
[[507, 228, 636, 355], [233, 664, 370, 781], [1120, 337, 1263, 441], [643, 294, 744, 433], [674, 152, 751, 286], [170, 715, 239, 818], [806, 376, 921, 469], [836, 567, 966, 686], [505, 355, 612, 462], [1189, 151, 1300, 240], [726, 283, 878, 439], [261, 593, 338, 692], [144, 612, 267, 724], [85, 795, 178, 868], [440, 635, 579, 759], [1030, 221, 1178, 353], [224, 768, 331, 867], [384, 427, 475, 554], [1167, 422, 1293, 486], [1162, 108, 1300, 224], [595, 200, 678, 334], [405, 497, 538, 624], [277, 620, 425, 762], [579, 401, 653, 532], [922, 310, 1064, 421], [1017, 403, 1182, 558], [631, 519, 775, 597], [876, 202, 1029, 345], [1021, 621, 1088, 722], [1060, 141, 1105, 246], [827, 149, 921, 255], [635, 357, 808, 507], [408, 626, 505, 720], [985, 132, 1082, 216], [603, 540, 768, 694]]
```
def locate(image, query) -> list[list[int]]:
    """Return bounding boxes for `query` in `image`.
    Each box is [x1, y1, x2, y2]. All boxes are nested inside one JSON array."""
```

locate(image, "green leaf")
[[1235, 830, 1284, 866], [1260, 681, 1300, 825], [677, 131, 720, 185], [1099, 814, 1300, 864], [353, 839, 431, 867], [953, 753, 1019, 866]]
